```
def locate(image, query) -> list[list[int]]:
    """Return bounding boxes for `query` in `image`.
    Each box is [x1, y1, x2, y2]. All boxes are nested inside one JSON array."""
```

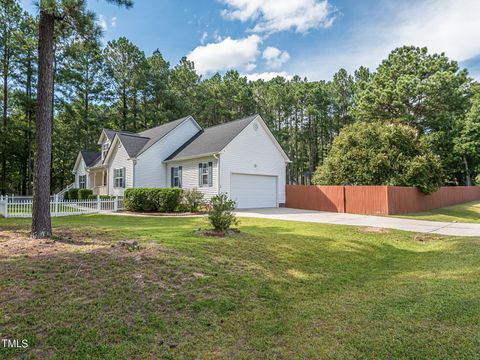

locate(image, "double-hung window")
[[198, 162, 213, 187], [114, 168, 125, 188], [171, 166, 182, 188], [102, 142, 109, 160], [79, 175, 87, 189]]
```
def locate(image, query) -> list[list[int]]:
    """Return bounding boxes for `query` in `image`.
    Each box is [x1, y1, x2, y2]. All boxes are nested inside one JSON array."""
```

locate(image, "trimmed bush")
[[78, 189, 94, 200], [68, 188, 79, 200], [63, 192, 69, 200], [182, 188, 205, 212], [208, 194, 238, 232], [124, 188, 183, 212], [87, 194, 113, 200]]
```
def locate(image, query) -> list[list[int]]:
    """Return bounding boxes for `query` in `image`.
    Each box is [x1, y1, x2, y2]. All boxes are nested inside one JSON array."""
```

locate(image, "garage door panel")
[[230, 173, 277, 209]]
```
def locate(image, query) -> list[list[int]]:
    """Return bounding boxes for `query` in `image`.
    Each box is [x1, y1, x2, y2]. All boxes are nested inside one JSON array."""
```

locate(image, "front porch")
[[89, 168, 108, 195]]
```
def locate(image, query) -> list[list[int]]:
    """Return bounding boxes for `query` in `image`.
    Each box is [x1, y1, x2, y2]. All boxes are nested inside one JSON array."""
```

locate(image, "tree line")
[[1, 0, 479, 199]]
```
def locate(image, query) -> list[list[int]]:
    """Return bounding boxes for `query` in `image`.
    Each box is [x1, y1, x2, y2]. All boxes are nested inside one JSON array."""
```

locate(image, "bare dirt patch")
[[0, 229, 107, 258], [414, 234, 443, 243], [359, 227, 391, 234]]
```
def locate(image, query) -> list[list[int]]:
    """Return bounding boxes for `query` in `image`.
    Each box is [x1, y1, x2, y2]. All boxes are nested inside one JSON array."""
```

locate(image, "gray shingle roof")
[[136, 116, 192, 156], [165, 115, 258, 161], [101, 116, 193, 161], [116, 133, 150, 158], [81, 150, 101, 167], [102, 129, 135, 141]]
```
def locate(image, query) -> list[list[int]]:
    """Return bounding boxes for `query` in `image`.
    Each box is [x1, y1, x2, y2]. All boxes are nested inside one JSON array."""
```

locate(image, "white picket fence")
[[0, 195, 124, 218]]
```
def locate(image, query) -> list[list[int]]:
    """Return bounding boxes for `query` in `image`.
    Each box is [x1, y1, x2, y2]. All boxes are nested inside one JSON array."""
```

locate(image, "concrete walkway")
[[236, 208, 480, 237]]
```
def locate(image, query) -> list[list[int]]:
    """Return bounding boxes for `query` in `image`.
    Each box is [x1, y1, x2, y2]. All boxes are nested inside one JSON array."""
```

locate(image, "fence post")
[[5, 195, 8, 218], [97, 195, 101, 212], [114, 196, 118, 212], [54, 194, 59, 217]]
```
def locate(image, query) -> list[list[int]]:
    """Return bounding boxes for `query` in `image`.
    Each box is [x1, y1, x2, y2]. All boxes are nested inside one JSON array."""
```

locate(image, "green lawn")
[[1, 215, 480, 359], [397, 201, 480, 223]]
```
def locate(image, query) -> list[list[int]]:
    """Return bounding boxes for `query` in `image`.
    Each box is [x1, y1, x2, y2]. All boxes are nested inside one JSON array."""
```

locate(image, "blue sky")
[[22, 0, 480, 81]]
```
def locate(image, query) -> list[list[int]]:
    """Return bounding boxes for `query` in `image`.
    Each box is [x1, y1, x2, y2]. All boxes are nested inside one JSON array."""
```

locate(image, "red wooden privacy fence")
[[285, 185, 480, 215]]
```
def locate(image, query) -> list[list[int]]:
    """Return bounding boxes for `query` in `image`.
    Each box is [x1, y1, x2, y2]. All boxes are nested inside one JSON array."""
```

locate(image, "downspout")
[[132, 159, 137, 188], [213, 153, 220, 194]]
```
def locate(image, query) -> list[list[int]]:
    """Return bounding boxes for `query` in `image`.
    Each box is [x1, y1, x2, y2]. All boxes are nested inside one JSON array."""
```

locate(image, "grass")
[[397, 201, 480, 223], [1, 214, 480, 359]]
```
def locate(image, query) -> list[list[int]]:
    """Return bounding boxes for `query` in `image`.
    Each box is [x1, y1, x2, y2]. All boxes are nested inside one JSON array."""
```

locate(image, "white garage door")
[[230, 173, 277, 209]]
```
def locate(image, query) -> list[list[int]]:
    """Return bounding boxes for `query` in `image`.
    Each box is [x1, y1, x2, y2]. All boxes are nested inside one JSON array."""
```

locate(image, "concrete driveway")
[[236, 208, 480, 237]]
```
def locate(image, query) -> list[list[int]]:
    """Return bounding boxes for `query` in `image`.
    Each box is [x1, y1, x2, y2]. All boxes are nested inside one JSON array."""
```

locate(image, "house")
[[72, 115, 290, 209]]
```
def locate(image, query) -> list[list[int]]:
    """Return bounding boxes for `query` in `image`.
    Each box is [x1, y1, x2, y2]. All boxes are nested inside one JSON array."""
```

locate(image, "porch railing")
[[56, 183, 75, 200]]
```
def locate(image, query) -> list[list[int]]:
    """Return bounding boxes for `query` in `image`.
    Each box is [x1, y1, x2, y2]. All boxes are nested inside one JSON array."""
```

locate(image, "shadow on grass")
[[1, 215, 480, 358]]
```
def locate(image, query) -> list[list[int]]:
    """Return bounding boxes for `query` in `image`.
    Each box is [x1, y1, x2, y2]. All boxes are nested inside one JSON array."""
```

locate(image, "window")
[[171, 166, 182, 188], [198, 162, 212, 187], [102, 142, 109, 160], [79, 175, 87, 189], [114, 168, 125, 188]]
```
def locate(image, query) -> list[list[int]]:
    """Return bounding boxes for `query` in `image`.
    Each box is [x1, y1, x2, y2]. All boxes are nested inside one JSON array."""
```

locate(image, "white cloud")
[[221, 0, 335, 34], [263, 46, 290, 68], [187, 35, 262, 75], [243, 71, 293, 81], [111, 17, 117, 28], [292, 0, 480, 80], [98, 14, 108, 31], [200, 31, 208, 44], [391, 0, 480, 62]]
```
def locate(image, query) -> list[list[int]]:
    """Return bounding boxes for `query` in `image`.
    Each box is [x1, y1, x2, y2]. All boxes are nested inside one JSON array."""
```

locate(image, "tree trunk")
[[32, 10, 55, 239], [1, 32, 9, 195], [463, 154, 472, 186]]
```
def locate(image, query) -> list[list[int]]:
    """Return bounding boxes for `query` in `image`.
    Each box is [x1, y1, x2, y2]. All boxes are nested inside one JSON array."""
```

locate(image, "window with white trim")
[[171, 166, 182, 187], [79, 175, 87, 189], [114, 168, 125, 188], [102, 142, 109, 160], [198, 162, 212, 187]]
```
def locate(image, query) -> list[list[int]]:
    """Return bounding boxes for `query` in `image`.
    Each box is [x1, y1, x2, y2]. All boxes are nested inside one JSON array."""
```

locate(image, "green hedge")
[[87, 195, 114, 200], [68, 188, 79, 200], [124, 188, 183, 212], [78, 189, 94, 200]]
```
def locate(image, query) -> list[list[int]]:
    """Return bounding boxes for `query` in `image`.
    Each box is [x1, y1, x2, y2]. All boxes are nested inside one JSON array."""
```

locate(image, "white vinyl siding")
[[135, 118, 200, 188], [107, 142, 133, 196], [167, 156, 218, 200], [220, 118, 287, 206]]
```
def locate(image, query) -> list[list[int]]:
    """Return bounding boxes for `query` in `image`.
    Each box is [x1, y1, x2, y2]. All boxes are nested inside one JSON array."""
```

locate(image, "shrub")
[[124, 188, 183, 212], [312, 121, 444, 194], [208, 194, 238, 232], [182, 188, 205, 212], [68, 188, 79, 200], [63, 191, 69, 200], [88, 194, 113, 200], [476, 174, 480, 186], [78, 189, 94, 200]]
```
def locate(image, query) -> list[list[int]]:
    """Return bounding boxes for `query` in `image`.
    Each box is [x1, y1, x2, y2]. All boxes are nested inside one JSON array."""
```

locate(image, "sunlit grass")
[[0, 214, 479, 359], [397, 201, 480, 223]]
